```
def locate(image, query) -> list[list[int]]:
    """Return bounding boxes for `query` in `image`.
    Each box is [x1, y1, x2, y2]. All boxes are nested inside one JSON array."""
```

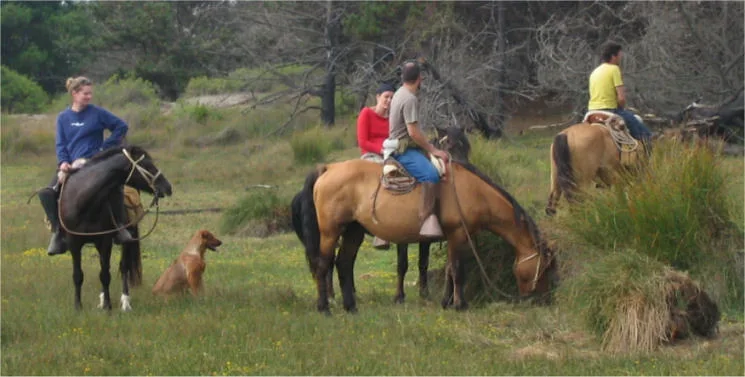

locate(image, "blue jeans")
[[611, 108, 652, 143], [394, 149, 440, 183]]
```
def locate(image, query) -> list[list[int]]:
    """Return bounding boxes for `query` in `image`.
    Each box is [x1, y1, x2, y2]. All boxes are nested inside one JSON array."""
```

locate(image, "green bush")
[[0, 66, 48, 113], [220, 190, 290, 237], [95, 74, 160, 109], [184, 76, 243, 97], [290, 126, 340, 164]]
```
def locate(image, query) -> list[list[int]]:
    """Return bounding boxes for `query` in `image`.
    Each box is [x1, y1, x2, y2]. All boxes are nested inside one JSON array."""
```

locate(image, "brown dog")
[[152, 230, 222, 296]]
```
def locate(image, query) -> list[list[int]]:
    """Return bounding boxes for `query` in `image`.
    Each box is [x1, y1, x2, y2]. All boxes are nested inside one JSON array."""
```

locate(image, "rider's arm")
[[616, 85, 626, 109], [407, 122, 437, 154], [356, 108, 379, 154], [99, 107, 129, 150]]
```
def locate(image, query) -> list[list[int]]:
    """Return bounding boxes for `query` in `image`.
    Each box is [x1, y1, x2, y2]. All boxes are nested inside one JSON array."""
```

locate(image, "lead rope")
[[447, 156, 520, 300]]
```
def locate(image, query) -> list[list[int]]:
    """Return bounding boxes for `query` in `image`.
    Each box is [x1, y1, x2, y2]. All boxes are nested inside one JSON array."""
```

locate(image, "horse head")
[[432, 126, 471, 162], [119, 145, 173, 198]]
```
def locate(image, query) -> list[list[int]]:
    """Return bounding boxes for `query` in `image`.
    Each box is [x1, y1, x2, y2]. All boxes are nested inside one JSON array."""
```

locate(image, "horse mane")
[[455, 161, 550, 256], [87, 145, 150, 164]]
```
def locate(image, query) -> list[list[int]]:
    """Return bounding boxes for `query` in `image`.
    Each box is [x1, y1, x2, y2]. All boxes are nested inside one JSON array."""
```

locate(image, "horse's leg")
[[418, 241, 431, 299], [394, 243, 409, 304], [316, 230, 340, 315], [96, 239, 113, 311], [70, 242, 84, 310], [447, 234, 469, 311], [546, 163, 561, 216], [327, 253, 335, 301], [336, 224, 364, 313], [441, 263, 454, 309]]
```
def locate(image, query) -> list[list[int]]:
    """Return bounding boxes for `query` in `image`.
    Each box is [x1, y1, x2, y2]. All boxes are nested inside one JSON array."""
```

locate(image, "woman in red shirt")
[[357, 83, 395, 161]]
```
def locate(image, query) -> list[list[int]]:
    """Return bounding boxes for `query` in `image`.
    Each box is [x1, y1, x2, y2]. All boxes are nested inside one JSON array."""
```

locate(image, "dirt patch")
[[512, 344, 560, 360], [183, 93, 255, 108]]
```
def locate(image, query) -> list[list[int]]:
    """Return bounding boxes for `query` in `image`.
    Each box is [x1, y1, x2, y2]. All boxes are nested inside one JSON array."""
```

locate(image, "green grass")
[[1, 115, 743, 375]]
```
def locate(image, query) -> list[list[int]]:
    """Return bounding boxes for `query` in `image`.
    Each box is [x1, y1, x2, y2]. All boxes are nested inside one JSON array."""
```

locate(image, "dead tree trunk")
[[320, 0, 342, 126]]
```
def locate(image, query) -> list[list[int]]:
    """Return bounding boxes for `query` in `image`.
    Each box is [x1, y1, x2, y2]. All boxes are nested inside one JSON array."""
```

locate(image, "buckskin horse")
[[545, 111, 648, 216], [296, 157, 557, 314], [58, 145, 172, 311], [291, 127, 473, 304]]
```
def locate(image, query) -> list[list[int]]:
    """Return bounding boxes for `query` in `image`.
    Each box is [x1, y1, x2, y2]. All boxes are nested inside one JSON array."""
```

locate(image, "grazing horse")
[[58, 145, 172, 310], [545, 111, 648, 216], [297, 159, 558, 314], [291, 126, 472, 304]]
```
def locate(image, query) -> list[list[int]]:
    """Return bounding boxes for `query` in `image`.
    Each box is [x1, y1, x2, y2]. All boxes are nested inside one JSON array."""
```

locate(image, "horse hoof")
[[441, 297, 453, 309], [393, 295, 405, 304], [345, 306, 358, 314], [455, 302, 469, 311], [545, 207, 556, 217]]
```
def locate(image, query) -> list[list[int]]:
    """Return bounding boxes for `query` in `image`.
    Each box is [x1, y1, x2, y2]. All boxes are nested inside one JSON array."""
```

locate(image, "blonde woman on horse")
[[39, 76, 134, 256], [384, 60, 450, 237], [588, 42, 652, 145]]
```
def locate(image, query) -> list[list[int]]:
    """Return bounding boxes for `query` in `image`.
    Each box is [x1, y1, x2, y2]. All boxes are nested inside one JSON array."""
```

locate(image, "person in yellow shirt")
[[588, 42, 652, 144]]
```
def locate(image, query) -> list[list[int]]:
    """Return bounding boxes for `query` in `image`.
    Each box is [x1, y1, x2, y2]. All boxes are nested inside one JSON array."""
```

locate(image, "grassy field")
[[1, 111, 743, 376]]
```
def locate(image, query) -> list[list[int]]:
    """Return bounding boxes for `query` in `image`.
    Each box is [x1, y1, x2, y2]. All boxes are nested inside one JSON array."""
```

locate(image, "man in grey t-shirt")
[[385, 60, 449, 237]]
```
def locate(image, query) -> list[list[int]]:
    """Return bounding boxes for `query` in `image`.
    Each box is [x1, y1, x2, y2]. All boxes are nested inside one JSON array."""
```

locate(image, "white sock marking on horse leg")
[[98, 292, 105, 309], [120, 294, 132, 311]]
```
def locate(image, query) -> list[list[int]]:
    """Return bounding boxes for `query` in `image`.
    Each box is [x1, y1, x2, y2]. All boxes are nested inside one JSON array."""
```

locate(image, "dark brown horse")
[[58, 145, 172, 310], [297, 159, 558, 314], [546, 111, 648, 215]]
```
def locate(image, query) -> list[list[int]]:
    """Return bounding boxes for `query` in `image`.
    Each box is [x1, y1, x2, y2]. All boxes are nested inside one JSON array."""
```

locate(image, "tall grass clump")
[[558, 250, 673, 353], [290, 127, 339, 164], [555, 140, 743, 313], [220, 190, 291, 237]]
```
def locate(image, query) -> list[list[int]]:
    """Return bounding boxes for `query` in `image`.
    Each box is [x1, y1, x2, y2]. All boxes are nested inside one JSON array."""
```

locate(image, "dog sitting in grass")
[[152, 229, 222, 297]]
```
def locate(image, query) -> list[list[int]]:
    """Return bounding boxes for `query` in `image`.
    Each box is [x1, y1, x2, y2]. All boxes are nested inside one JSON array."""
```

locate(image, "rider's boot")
[[418, 182, 443, 238], [110, 187, 135, 244], [39, 187, 66, 255]]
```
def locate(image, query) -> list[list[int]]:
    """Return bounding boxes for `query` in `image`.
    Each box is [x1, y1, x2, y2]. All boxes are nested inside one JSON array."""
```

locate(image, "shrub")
[[95, 74, 160, 109], [184, 76, 243, 97], [289, 127, 339, 164], [555, 139, 743, 315], [0, 66, 48, 113], [220, 190, 291, 237]]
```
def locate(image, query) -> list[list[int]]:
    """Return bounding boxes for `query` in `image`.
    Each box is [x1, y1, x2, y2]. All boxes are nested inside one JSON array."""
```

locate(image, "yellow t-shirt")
[[588, 63, 623, 110]]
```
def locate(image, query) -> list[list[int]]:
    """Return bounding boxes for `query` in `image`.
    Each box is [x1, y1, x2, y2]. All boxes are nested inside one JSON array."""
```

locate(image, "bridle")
[[58, 148, 163, 239]]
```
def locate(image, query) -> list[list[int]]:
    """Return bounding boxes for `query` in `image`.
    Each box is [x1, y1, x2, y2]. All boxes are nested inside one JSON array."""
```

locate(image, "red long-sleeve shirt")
[[356, 107, 389, 155]]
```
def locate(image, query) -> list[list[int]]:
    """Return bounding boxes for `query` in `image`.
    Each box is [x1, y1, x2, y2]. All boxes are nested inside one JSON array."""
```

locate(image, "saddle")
[[379, 155, 447, 194], [583, 111, 639, 153]]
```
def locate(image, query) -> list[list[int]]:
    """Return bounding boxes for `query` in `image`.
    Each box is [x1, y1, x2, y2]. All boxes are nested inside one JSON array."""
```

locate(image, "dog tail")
[[300, 165, 327, 277], [552, 133, 575, 201], [120, 225, 143, 287]]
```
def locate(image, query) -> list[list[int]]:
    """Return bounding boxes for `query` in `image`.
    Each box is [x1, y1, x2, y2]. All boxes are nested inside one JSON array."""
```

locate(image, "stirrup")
[[419, 215, 443, 238], [47, 232, 66, 256], [372, 236, 390, 250], [113, 227, 135, 244]]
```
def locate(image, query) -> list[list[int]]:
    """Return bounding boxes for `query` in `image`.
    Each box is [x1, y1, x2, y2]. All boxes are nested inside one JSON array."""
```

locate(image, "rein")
[[57, 148, 162, 240]]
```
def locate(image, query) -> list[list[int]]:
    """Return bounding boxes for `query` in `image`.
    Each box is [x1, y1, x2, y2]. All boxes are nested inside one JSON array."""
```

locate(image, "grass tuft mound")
[[557, 250, 719, 354]]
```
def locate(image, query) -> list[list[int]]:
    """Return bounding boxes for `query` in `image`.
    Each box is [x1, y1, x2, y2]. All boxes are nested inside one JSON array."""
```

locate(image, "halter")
[[57, 148, 162, 239], [122, 148, 162, 193]]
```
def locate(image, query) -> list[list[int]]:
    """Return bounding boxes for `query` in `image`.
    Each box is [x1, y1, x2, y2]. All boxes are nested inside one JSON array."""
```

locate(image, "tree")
[[1, 1, 100, 94]]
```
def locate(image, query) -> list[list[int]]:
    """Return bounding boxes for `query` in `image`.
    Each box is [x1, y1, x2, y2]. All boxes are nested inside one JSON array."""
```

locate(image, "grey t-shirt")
[[388, 86, 419, 140]]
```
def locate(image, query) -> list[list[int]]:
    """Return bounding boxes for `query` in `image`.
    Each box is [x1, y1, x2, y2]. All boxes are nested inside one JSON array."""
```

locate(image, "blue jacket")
[[55, 105, 128, 166]]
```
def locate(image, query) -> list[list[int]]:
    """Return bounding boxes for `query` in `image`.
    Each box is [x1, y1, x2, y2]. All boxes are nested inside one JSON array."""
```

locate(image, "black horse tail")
[[120, 225, 143, 286], [552, 133, 575, 201], [299, 165, 327, 277], [290, 191, 304, 243]]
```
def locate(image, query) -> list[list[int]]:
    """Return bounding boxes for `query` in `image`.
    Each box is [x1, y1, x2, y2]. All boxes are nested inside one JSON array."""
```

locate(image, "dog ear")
[[200, 230, 212, 239]]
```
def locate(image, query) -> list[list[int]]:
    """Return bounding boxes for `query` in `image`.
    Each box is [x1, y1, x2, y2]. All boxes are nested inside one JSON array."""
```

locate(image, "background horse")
[[58, 145, 172, 311], [545, 112, 647, 215], [290, 126, 472, 304], [297, 158, 557, 314]]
